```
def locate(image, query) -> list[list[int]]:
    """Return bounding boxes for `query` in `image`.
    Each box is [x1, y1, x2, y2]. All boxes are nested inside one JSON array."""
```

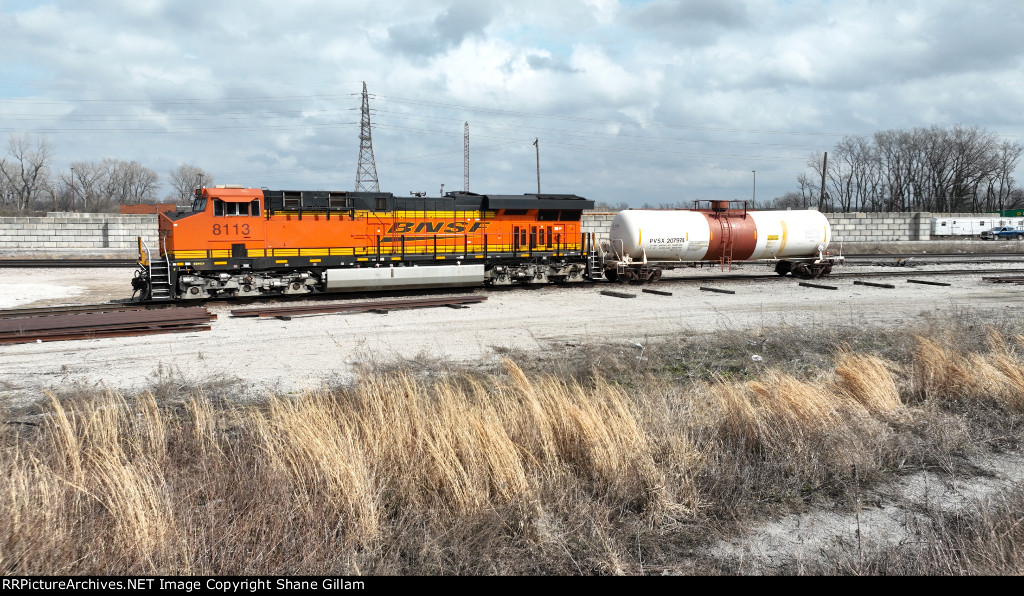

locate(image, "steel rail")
[[0, 303, 150, 319], [0, 307, 215, 344], [0, 259, 138, 268], [230, 295, 488, 318]]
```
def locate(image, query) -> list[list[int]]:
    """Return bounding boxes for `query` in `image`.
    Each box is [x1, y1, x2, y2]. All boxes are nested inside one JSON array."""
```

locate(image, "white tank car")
[[604, 208, 838, 280], [608, 209, 831, 261]]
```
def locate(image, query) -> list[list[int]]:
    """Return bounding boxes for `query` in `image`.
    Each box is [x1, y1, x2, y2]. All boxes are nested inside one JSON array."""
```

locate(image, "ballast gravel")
[[2, 261, 1024, 408]]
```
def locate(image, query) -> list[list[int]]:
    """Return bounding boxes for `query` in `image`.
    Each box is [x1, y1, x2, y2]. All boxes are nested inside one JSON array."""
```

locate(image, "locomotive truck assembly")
[[131, 188, 842, 301]]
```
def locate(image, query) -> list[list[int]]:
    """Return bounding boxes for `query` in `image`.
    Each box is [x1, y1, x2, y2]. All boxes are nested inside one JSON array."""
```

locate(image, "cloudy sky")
[[2, 0, 1022, 207]]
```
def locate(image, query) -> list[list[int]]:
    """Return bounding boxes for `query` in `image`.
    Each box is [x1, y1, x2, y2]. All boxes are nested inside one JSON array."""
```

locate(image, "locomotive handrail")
[[137, 236, 152, 266], [160, 234, 171, 273]]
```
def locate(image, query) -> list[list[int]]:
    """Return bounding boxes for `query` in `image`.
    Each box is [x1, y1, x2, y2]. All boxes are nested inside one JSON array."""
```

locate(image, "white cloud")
[[0, 0, 1020, 206]]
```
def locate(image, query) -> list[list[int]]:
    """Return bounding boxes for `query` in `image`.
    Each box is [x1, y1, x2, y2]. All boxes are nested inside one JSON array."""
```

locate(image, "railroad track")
[[4, 251, 1024, 270], [0, 296, 491, 344], [0, 258, 138, 268]]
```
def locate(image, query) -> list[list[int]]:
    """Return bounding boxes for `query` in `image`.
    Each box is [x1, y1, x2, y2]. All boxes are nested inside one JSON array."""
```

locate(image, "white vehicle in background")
[[930, 216, 1024, 237]]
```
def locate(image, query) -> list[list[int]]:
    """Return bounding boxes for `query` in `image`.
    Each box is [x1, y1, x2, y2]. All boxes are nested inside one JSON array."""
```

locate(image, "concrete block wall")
[[0, 212, 159, 252], [582, 212, 616, 239], [826, 212, 924, 242], [0, 210, 997, 256], [581, 210, 988, 243]]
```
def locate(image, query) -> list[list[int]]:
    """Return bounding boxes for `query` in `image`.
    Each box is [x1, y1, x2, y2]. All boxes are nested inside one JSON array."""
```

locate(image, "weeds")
[[2, 319, 1024, 575]]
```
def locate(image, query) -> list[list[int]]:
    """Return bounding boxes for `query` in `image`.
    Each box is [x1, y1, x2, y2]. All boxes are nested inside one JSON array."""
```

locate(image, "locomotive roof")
[[260, 190, 594, 212]]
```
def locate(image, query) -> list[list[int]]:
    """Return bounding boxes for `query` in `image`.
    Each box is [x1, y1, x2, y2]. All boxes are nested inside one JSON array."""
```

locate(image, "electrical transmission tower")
[[464, 121, 469, 193], [354, 82, 379, 192]]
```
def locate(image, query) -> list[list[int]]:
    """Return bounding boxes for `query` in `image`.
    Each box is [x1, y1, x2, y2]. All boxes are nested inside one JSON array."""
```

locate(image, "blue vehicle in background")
[[980, 226, 1024, 240]]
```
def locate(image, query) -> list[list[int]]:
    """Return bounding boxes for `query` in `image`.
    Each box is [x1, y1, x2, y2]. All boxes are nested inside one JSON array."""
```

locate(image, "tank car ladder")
[[718, 216, 734, 271]]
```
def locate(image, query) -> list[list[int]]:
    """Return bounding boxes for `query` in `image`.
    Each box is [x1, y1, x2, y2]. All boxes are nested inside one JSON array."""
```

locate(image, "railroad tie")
[[600, 290, 636, 299], [853, 280, 896, 289]]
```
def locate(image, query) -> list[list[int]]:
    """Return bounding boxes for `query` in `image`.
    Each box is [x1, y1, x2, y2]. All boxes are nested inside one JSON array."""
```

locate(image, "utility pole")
[[464, 121, 469, 193], [818, 152, 828, 211], [752, 170, 756, 209], [355, 81, 380, 192], [70, 166, 76, 212], [533, 138, 540, 194]]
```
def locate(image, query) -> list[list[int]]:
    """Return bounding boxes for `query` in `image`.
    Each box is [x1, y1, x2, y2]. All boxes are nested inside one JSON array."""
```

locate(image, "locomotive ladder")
[[148, 259, 173, 301], [584, 233, 604, 279], [719, 216, 735, 271]]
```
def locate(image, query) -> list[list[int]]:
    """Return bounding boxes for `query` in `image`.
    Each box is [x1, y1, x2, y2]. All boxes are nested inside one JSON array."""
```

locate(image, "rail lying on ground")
[[0, 306, 215, 344], [0, 303, 150, 319], [230, 295, 488, 318]]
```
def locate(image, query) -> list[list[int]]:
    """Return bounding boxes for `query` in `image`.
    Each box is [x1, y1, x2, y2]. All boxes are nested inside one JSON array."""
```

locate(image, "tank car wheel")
[[649, 269, 662, 282], [603, 268, 619, 282], [775, 261, 793, 276]]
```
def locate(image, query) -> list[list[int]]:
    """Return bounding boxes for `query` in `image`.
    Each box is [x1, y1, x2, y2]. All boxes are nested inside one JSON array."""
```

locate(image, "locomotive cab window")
[[213, 199, 252, 217], [192, 197, 207, 213]]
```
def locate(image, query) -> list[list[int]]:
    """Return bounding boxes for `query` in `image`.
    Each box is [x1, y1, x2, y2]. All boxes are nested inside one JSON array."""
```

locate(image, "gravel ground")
[[4, 258, 1024, 574], [3, 260, 1024, 408]]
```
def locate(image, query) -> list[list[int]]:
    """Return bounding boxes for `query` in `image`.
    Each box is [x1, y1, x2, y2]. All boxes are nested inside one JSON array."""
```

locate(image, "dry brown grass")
[[2, 324, 1024, 575], [913, 328, 1024, 413]]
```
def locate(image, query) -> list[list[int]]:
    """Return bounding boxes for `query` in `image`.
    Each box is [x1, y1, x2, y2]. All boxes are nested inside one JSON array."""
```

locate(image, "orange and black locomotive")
[[133, 186, 597, 301]]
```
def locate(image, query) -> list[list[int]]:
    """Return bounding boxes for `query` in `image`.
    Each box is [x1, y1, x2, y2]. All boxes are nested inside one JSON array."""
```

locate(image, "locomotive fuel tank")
[[608, 209, 831, 262]]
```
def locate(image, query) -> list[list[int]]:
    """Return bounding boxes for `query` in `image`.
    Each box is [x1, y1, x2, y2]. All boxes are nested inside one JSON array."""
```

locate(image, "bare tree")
[[0, 160, 17, 208], [987, 141, 1024, 210], [69, 160, 109, 212], [0, 134, 53, 210], [107, 160, 159, 205], [168, 164, 213, 202], [592, 201, 629, 211], [768, 191, 807, 210], [799, 125, 1023, 213]]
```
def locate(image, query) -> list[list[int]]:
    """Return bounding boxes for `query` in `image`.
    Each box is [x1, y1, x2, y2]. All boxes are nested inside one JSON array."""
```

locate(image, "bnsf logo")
[[386, 221, 489, 233]]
